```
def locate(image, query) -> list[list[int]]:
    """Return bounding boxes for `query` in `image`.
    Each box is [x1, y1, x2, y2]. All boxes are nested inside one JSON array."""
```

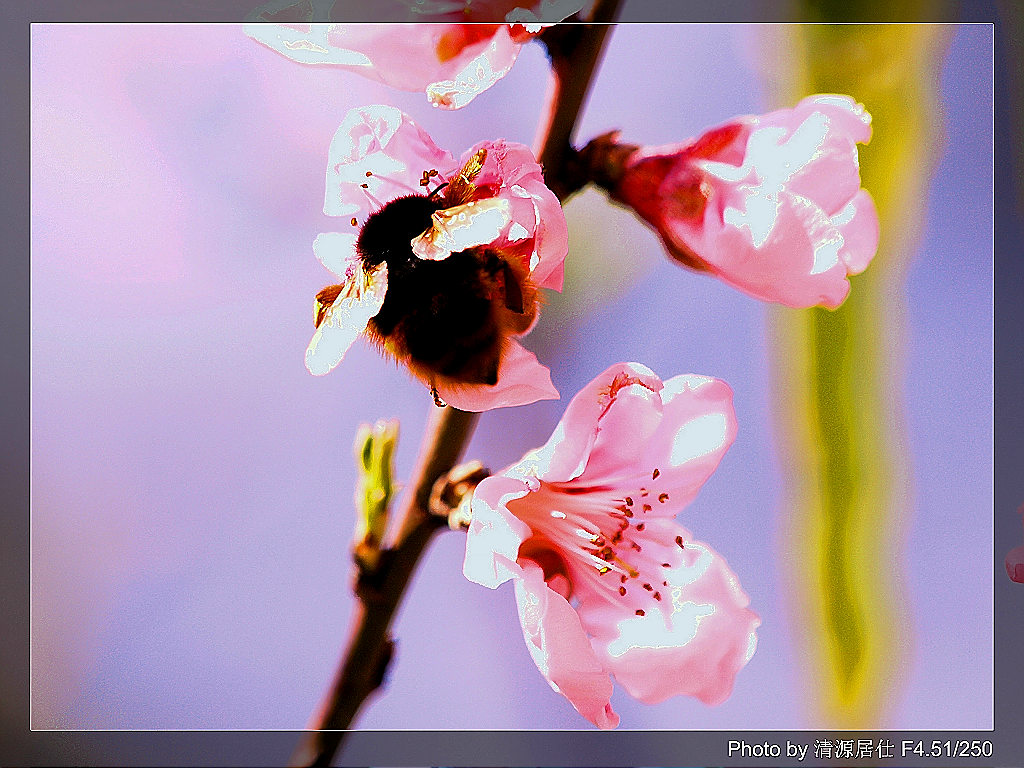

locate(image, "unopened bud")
[[353, 419, 400, 569]]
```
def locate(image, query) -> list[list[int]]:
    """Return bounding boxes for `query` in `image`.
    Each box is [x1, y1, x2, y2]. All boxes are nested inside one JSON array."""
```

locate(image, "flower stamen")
[[443, 148, 487, 207], [358, 184, 385, 211]]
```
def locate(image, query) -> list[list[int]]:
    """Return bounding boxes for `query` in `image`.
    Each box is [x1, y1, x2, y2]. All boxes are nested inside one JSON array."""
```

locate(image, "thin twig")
[[289, 406, 476, 767], [535, 0, 623, 199], [289, 6, 622, 763]]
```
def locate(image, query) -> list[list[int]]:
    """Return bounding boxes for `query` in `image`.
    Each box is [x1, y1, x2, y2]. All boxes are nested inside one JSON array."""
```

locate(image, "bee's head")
[[356, 194, 443, 269]]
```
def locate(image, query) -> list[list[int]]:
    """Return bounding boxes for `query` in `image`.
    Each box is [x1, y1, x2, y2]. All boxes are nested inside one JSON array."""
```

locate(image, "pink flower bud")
[[612, 95, 880, 309]]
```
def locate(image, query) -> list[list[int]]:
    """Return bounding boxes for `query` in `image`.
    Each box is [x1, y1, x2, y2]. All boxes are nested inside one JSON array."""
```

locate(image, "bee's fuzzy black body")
[[357, 194, 526, 387]]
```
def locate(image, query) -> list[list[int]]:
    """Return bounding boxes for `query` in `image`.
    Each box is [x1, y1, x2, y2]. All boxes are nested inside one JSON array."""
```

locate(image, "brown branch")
[[289, 406, 477, 767], [289, 8, 622, 763], [535, 0, 623, 198]]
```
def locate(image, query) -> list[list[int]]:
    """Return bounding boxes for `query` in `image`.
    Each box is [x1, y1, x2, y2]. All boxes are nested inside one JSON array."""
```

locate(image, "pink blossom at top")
[[1006, 504, 1024, 583], [463, 362, 759, 727], [306, 105, 567, 411], [611, 94, 880, 309], [243, 0, 585, 109]]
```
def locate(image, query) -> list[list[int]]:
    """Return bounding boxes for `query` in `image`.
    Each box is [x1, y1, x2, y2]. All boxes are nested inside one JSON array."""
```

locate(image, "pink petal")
[[324, 105, 454, 219], [639, 374, 737, 509], [834, 188, 880, 275], [579, 373, 736, 514], [525, 363, 664, 484], [434, 338, 558, 412], [426, 25, 521, 109], [792, 94, 873, 146], [472, 139, 568, 291], [475, 139, 546, 192], [576, 376, 666, 481], [1007, 545, 1024, 583], [464, 475, 533, 589], [336, 26, 484, 92], [514, 561, 619, 729], [681, 121, 750, 166], [244, 24, 523, 108], [594, 534, 759, 706], [755, 97, 872, 218], [243, 23, 379, 69], [681, 190, 856, 309], [523, 181, 568, 291]]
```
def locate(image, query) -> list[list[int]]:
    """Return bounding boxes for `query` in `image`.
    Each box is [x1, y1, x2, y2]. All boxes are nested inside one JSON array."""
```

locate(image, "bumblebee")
[[310, 149, 537, 405]]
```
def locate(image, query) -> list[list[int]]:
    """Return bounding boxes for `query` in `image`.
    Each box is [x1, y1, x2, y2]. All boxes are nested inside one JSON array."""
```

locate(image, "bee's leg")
[[427, 181, 449, 200], [502, 261, 524, 314], [431, 385, 447, 408]]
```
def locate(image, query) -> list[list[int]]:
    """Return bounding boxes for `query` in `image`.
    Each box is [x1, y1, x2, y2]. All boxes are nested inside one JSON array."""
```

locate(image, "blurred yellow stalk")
[[768, 22, 950, 727]]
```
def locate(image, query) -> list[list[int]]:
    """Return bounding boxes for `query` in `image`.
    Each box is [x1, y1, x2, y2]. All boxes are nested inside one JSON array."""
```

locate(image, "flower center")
[[357, 194, 442, 271], [510, 468, 684, 615]]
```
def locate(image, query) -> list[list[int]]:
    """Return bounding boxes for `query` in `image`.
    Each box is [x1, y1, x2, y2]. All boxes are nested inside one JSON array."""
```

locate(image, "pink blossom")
[[464, 362, 759, 727], [244, 1, 585, 109], [611, 94, 880, 309], [306, 105, 566, 411], [1007, 504, 1024, 583]]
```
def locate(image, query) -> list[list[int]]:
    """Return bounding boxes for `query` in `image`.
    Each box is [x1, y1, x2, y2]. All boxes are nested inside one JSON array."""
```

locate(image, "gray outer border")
[[3, 1, 1018, 765]]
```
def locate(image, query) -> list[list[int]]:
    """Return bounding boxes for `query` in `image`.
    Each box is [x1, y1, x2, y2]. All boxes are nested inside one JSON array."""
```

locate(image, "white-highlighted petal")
[[411, 197, 511, 261], [312, 232, 358, 278], [668, 413, 730, 468], [426, 27, 520, 110], [305, 261, 388, 376], [244, 24, 372, 67], [508, 221, 530, 241], [324, 105, 455, 219], [810, 231, 844, 275], [605, 602, 713, 658]]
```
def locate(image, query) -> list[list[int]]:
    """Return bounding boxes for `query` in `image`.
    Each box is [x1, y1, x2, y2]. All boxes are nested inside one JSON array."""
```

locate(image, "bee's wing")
[[305, 261, 388, 376]]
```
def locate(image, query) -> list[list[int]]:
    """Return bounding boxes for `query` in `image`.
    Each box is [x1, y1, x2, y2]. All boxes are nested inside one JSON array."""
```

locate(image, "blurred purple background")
[[30, 24, 992, 730]]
